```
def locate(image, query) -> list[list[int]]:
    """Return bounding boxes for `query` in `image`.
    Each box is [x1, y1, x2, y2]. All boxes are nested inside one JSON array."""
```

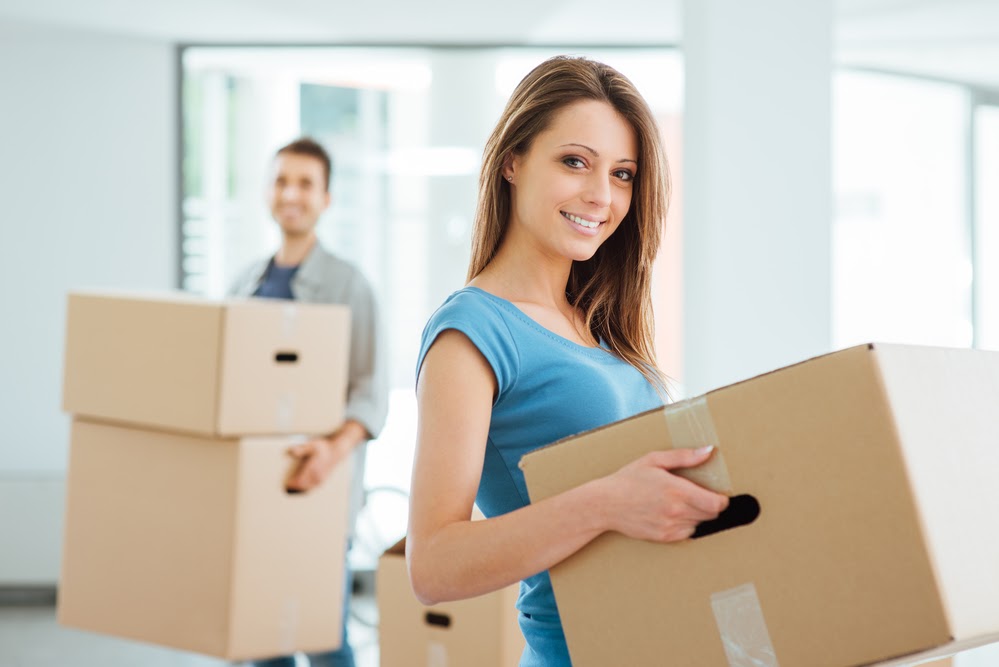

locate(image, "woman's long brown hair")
[[467, 56, 671, 396]]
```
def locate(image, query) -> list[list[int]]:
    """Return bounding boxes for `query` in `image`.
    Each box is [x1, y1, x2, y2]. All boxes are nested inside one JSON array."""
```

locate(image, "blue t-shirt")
[[417, 286, 663, 665], [252, 260, 300, 300]]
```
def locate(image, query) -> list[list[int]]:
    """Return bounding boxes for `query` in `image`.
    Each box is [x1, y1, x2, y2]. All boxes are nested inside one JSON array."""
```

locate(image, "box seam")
[[520, 344, 875, 471], [214, 306, 228, 435], [223, 440, 244, 657], [519, 405, 668, 469]]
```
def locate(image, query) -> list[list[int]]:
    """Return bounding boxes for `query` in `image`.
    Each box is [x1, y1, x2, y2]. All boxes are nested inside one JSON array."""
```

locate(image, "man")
[[229, 137, 388, 667]]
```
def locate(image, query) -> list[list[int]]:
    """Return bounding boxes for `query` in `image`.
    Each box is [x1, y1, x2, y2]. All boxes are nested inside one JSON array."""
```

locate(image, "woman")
[[408, 56, 729, 666]]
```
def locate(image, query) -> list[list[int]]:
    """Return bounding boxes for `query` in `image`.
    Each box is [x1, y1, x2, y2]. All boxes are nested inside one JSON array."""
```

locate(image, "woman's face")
[[505, 99, 637, 263]]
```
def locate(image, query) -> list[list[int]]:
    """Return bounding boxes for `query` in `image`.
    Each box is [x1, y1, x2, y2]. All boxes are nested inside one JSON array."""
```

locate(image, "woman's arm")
[[407, 329, 727, 605]]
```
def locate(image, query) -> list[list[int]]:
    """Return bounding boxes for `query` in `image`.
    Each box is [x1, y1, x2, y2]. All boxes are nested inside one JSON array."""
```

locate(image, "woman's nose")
[[584, 173, 612, 208]]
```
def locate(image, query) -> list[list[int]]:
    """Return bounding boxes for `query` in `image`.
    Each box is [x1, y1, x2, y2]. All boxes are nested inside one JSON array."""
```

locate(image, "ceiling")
[[0, 0, 683, 44], [837, 0, 999, 90], [1, 0, 998, 90]]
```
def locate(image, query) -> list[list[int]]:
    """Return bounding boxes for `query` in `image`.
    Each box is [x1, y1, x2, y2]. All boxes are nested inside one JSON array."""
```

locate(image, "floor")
[[0, 590, 379, 667], [5, 589, 999, 666]]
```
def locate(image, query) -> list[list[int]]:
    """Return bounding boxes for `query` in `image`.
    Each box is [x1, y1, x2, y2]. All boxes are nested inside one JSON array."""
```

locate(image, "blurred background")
[[2, 0, 999, 664]]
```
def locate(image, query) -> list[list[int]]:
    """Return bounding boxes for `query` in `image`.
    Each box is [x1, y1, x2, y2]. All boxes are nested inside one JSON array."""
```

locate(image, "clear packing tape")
[[664, 398, 778, 666], [663, 396, 734, 495], [281, 303, 299, 338], [711, 583, 781, 667]]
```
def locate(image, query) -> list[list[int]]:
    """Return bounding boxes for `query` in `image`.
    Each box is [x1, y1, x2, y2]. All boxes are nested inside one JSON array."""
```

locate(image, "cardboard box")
[[377, 538, 524, 666], [521, 343, 999, 667], [58, 418, 352, 660], [62, 290, 350, 436]]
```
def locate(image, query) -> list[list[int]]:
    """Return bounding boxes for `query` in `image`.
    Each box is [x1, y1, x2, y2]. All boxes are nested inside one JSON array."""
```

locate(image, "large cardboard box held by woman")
[[521, 343, 999, 667]]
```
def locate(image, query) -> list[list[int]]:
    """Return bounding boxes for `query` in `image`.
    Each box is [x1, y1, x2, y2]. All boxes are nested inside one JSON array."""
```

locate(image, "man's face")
[[267, 152, 331, 238]]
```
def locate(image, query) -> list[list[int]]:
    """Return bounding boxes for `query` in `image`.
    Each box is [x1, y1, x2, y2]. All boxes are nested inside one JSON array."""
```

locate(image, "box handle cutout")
[[425, 612, 452, 628], [691, 494, 760, 539], [275, 351, 299, 363]]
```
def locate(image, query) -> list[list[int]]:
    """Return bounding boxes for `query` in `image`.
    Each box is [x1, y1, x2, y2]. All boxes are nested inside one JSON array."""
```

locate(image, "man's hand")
[[285, 420, 369, 492]]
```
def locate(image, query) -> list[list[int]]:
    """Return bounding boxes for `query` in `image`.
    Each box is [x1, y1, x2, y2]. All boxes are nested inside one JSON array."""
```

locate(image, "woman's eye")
[[563, 156, 585, 169], [614, 169, 634, 182]]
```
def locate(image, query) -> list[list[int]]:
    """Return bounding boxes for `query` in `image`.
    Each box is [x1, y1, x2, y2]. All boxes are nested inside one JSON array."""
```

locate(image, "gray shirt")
[[229, 242, 389, 535]]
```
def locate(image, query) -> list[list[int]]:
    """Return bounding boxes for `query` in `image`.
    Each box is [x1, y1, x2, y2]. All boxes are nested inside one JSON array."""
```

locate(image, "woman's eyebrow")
[[559, 142, 599, 156], [558, 143, 637, 165]]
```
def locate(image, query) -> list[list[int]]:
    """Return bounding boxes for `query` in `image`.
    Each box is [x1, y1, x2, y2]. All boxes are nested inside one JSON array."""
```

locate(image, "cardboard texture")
[[520, 344, 999, 667], [62, 290, 350, 436], [58, 418, 352, 660], [377, 538, 524, 666]]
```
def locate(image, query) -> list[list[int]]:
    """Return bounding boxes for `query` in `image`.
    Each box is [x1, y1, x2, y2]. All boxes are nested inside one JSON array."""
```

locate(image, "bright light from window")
[[833, 71, 972, 349], [975, 105, 999, 350], [378, 146, 480, 176]]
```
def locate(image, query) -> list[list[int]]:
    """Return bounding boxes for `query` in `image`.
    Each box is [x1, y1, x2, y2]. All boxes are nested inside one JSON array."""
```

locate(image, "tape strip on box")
[[282, 303, 298, 338], [277, 597, 300, 656], [663, 396, 733, 493], [276, 392, 295, 433], [427, 641, 448, 667], [711, 582, 780, 667]]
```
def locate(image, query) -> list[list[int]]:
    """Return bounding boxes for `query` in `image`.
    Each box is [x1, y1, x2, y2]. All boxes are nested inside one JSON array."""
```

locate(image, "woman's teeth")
[[563, 212, 600, 229]]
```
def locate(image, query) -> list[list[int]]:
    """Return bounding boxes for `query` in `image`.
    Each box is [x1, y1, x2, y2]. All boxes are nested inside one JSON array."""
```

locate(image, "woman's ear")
[[501, 154, 517, 184]]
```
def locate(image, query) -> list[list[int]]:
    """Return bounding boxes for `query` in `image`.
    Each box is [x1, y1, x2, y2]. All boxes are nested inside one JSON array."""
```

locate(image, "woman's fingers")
[[642, 446, 716, 472], [606, 448, 732, 542]]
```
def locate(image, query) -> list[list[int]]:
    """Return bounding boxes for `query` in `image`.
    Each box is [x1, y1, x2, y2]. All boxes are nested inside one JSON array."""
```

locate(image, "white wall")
[[0, 18, 176, 583]]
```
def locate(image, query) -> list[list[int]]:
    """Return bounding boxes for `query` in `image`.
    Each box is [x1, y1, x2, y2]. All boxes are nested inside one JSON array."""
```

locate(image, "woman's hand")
[[599, 446, 730, 543]]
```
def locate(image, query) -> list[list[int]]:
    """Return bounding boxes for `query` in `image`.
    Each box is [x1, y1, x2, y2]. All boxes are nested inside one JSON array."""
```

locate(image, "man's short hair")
[[275, 137, 333, 191]]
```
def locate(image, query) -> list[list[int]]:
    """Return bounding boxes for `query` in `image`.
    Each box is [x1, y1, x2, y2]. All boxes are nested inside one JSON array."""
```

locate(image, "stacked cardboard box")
[[377, 537, 525, 666], [59, 291, 353, 661], [522, 343, 999, 667]]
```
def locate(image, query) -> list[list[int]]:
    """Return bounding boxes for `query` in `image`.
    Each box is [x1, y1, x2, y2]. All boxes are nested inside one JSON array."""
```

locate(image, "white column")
[[425, 51, 500, 305], [682, 0, 833, 395]]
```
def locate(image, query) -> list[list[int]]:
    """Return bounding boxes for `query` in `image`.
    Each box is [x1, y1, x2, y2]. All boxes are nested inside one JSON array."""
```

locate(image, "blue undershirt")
[[252, 260, 300, 300]]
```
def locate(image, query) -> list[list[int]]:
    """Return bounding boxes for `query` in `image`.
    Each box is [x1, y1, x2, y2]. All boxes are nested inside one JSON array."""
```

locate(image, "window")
[[975, 104, 999, 350], [833, 71, 973, 349]]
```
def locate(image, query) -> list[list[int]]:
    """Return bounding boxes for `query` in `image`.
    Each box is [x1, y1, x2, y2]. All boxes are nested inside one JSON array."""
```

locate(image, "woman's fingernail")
[[696, 445, 715, 455]]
